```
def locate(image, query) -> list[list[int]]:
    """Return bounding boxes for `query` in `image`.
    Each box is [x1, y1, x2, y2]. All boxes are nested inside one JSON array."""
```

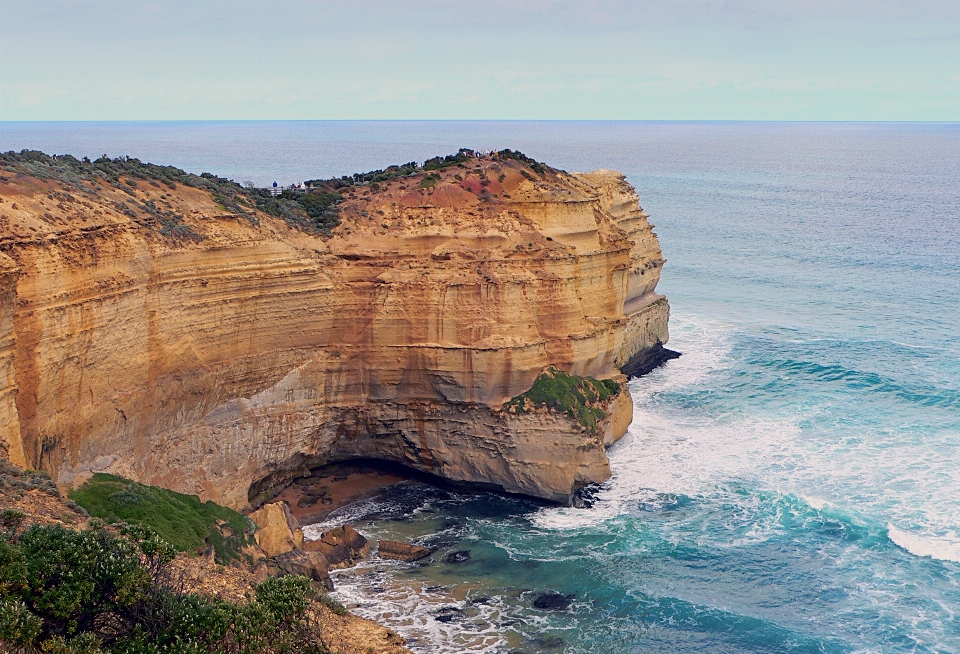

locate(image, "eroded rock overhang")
[[0, 155, 671, 508]]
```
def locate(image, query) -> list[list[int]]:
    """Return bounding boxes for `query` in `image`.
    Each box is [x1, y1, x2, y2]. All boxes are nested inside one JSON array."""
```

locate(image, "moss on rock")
[[503, 367, 620, 432]]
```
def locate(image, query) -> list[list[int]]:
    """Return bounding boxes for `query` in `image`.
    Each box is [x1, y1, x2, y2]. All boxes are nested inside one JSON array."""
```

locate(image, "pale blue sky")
[[1, 0, 958, 121]]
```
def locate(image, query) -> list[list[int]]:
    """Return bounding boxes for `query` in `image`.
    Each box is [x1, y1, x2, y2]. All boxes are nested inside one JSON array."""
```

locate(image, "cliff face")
[[0, 252, 22, 466], [0, 154, 669, 508]]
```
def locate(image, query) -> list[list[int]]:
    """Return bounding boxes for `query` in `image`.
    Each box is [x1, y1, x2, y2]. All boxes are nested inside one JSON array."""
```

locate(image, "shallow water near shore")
[[4, 121, 958, 652]]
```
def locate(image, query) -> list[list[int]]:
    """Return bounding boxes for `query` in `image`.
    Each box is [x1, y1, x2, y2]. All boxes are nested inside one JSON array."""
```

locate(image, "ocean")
[[3, 121, 958, 653]]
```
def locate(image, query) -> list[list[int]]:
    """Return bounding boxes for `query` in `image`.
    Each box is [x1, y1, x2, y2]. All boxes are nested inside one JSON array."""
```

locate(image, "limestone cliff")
[[0, 151, 670, 508]]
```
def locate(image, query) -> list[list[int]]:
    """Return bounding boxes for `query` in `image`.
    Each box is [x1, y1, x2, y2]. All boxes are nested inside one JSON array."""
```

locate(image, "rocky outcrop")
[[273, 549, 334, 590], [304, 525, 368, 568], [0, 153, 670, 508], [378, 540, 434, 562], [250, 501, 303, 557]]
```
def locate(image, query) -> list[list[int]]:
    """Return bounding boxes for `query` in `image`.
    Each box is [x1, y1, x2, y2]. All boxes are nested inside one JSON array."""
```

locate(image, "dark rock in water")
[[332, 483, 450, 523], [470, 596, 491, 605], [434, 606, 465, 623], [621, 341, 681, 379], [572, 483, 601, 508], [378, 539, 434, 562], [532, 592, 574, 611], [273, 550, 333, 590], [420, 533, 463, 550], [530, 636, 565, 649], [443, 549, 471, 564], [304, 525, 368, 567]]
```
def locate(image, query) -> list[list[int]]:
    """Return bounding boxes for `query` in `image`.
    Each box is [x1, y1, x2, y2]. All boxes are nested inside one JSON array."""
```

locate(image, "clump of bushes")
[[494, 149, 550, 176], [421, 151, 471, 172], [68, 474, 254, 565], [0, 519, 326, 653], [0, 461, 61, 501], [0, 150, 341, 236], [504, 368, 620, 432]]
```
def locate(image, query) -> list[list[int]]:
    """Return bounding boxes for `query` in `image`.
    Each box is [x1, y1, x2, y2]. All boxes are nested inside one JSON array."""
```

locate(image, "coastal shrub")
[[419, 174, 440, 189], [495, 149, 549, 176], [422, 151, 470, 171], [0, 147, 545, 236], [68, 474, 254, 565], [504, 368, 620, 432], [0, 523, 325, 653]]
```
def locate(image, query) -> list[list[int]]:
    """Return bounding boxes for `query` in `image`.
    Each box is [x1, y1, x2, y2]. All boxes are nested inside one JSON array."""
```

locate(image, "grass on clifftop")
[[504, 368, 620, 432], [68, 474, 254, 565]]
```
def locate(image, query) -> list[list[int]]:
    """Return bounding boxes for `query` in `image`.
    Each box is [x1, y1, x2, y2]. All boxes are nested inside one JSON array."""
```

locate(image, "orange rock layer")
[[0, 156, 669, 507]]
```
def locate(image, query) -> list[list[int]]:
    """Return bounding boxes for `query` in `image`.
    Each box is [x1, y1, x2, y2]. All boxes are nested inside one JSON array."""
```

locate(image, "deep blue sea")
[[3, 121, 959, 653]]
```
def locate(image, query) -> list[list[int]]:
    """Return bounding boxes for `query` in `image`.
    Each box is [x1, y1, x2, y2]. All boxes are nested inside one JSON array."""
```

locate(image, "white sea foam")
[[886, 524, 960, 563], [800, 495, 831, 511], [535, 315, 960, 566], [533, 316, 806, 531], [328, 559, 572, 654]]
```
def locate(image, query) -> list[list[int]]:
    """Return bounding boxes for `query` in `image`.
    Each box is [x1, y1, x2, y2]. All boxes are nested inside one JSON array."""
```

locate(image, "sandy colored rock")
[[249, 501, 299, 558], [378, 540, 434, 562], [0, 155, 670, 508], [0, 253, 23, 467], [273, 549, 334, 590], [324, 524, 367, 552]]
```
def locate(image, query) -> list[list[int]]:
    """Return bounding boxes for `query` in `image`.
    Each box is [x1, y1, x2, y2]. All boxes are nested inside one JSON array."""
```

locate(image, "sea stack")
[[0, 151, 671, 508]]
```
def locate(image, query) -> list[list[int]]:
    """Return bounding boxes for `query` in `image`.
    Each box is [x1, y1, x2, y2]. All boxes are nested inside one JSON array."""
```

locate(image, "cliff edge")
[[0, 150, 670, 508]]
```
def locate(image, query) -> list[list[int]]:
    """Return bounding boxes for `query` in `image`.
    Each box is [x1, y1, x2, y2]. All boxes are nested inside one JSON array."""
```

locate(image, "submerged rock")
[[443, 549, 471, 564], [529, 636, 565, 649], [532, 592, 574, 611], [433, 606, 465, 623], [378, 540, 434, 562]]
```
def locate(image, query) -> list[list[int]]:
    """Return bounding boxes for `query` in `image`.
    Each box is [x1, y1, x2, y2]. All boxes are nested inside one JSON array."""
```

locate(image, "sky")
[[1, 0, 958, 121]]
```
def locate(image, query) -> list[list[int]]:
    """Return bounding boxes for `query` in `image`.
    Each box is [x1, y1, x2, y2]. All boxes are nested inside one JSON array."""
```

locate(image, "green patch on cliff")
[[504, 368, 620, 432], [68, 474, 254, 564]]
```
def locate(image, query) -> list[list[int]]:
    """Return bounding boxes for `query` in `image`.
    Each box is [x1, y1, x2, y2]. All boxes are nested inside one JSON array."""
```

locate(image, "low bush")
[[0, 523, 325, 653]]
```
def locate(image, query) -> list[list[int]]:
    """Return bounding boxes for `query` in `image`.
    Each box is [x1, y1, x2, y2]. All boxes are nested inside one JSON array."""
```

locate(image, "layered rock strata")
[[0, 154, 670, 508]]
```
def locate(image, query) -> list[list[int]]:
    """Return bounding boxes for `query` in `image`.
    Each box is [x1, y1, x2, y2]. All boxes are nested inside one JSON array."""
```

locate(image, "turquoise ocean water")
[[3, 121, 959, 652]]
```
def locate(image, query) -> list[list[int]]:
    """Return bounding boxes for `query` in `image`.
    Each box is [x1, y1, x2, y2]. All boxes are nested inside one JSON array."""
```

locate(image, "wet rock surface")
[[532, 592, 574, 611], [378, 540, 434, 562], [443, 549, 471, 564], [305, 524, 369, 568], [621, 340, 681, 378]]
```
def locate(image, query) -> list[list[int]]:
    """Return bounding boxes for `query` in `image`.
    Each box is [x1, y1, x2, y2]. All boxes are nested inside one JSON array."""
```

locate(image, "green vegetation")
[[306, 160, 420, 189], [419, 174, 440, 189], [68, 474, 254, 565], [0, 150, 340, 235], [0, 146, 555, 237], [494, 149, 550, 176], [0, 521, 326, 653], [504, 367, 620, 432], [421, 151, 471, 171]]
